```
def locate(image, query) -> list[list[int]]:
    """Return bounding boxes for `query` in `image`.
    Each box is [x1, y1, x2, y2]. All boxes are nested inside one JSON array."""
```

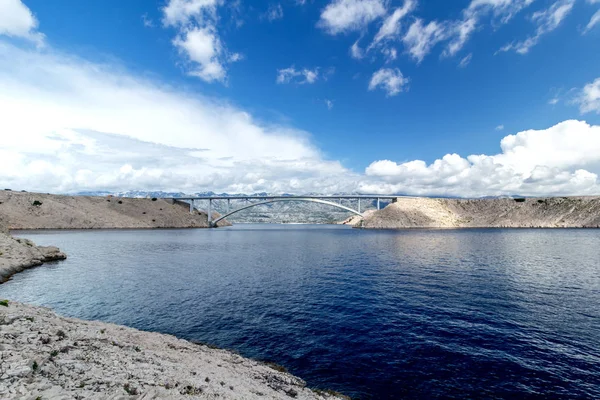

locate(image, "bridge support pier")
[[189, 200, 194, 214], [208, 199, 213, 227], [377, 198, 380, 210], [358, 198, 361, 213]]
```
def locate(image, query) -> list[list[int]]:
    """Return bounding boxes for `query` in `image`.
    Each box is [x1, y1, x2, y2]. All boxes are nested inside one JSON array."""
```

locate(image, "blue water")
[[2, 225, 600, 399]]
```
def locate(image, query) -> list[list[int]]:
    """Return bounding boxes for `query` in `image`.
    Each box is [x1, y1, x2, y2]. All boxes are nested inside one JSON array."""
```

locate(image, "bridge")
[[172, 195, 401, 227]]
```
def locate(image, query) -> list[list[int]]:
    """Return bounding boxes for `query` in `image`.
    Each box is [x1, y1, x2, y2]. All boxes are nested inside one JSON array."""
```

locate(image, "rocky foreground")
[[0, 217, 66, 283], [361, 196, 600, 229], [0, 301, 346, 400], [0, 190, 228, 230]]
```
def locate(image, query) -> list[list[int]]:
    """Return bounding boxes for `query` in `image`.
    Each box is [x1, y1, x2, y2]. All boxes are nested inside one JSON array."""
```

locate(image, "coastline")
[[0, 223, 348, 399], [0, 301, 347, 399]]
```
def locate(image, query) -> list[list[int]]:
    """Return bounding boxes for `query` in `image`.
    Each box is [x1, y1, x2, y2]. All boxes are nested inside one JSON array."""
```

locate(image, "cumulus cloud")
[[0, 41, 357, 194], [361, 120, 600, 197], [318, 0, 387, 35], [162, 0, 240, 83], [499, 0, 575, 54], [276, 66, 322, 84], [577, 77, 600, 114], [368, 68, 408, 96], [0, 0, 44, 46]]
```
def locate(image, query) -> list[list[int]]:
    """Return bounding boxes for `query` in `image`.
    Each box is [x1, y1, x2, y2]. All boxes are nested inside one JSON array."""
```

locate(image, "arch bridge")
[[173, 195, 400, 227]]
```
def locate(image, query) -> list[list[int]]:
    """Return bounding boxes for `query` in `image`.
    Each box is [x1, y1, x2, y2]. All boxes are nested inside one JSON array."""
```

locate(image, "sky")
[[0, 0, 599, 197]]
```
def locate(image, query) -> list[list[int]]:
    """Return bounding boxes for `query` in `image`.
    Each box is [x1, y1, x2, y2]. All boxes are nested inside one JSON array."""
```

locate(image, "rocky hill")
[[0, 190, 228, 230], [362, 196, 600, 229]]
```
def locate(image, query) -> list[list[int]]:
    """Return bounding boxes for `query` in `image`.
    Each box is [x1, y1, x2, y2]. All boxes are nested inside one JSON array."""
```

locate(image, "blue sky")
[[1, 0, 600, 196]]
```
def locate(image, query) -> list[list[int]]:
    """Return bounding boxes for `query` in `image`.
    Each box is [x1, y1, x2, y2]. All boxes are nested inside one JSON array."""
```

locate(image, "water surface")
[[2, 225, 600, 399]]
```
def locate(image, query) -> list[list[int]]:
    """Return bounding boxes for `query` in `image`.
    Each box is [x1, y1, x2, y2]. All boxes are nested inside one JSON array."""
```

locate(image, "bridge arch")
[[211, 198, 364, 226]]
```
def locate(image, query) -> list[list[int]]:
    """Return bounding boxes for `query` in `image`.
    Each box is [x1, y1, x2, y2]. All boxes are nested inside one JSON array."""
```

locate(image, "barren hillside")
[[362, 197, 600, 229], [0, 191, 228, 230]]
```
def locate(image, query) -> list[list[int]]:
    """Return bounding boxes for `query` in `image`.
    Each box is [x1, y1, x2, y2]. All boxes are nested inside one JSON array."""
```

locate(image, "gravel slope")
[[0, 191, 229, 230], [362, 196, 600, 229]]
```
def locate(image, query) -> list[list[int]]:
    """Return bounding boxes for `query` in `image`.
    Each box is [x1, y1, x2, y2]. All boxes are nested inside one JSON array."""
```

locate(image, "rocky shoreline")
[[0, 217, 67, 283], [0, 217, 346, 399], [0, 301, 346, 399]]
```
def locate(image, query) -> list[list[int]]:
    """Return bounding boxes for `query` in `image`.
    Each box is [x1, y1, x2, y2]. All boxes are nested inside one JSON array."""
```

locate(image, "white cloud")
[[325, 99, 334, 109], [162, 0, 220, 27], [496, 124, 505, 130], [549, 97, 559, 105], [161, 0, 239, 83], [368, 68, 409, 96], [142, 13, 155, 28], [458, 53, 473, 67], [371, 0, 416, 45], [173, 27, 226, 82], [361, 120, 600, 197], [262, 4, 284, 22], [318, 0, 387, 35], [500, 0, 574, 54], [583, 9, 600, 34], [443, 0, 535, 57], [350, 40, 364, 59], [402, 19, 448, 63], [577, 77, 600, 114], [276, 66, 322, 84], [0, 0, 44, 46], [0, 41, 357, 194]]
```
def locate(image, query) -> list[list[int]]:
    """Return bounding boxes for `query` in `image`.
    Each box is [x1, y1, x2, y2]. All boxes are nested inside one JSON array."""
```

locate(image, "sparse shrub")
[[21, 190, 27, 192], [142, 212, 146, 214], [538, 199, 544, 203], [514, 198, 526, 203], [107, 199, 111, 202], [32, 361, 38, 371], [205, 377, 210, 383], [118, 200, 123, 204], [134, 346, 141, 352], [264, 361, 288, 373], [25, 316, 34, 322], [40, 336, 51, 344], [4, 188, 10, 191], [56, 330, 67, 339], [285, 388, 298, 397], [0, 300, 8, 307], [182, 385, 202, 395], [100, 329, 105, 334], [152, 219, 156, 222], [123, 383, 138, 395], [50, 350, 59, 358], [151, 197, 158, 201], [32, 200, 43, 206]]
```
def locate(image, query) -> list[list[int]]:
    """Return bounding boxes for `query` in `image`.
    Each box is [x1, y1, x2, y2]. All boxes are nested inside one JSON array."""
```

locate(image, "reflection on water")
[[2, 226, 600, 399]]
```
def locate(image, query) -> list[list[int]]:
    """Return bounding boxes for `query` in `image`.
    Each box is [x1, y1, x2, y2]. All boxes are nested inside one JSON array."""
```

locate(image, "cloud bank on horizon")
[[1, 0, 600, 198]]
